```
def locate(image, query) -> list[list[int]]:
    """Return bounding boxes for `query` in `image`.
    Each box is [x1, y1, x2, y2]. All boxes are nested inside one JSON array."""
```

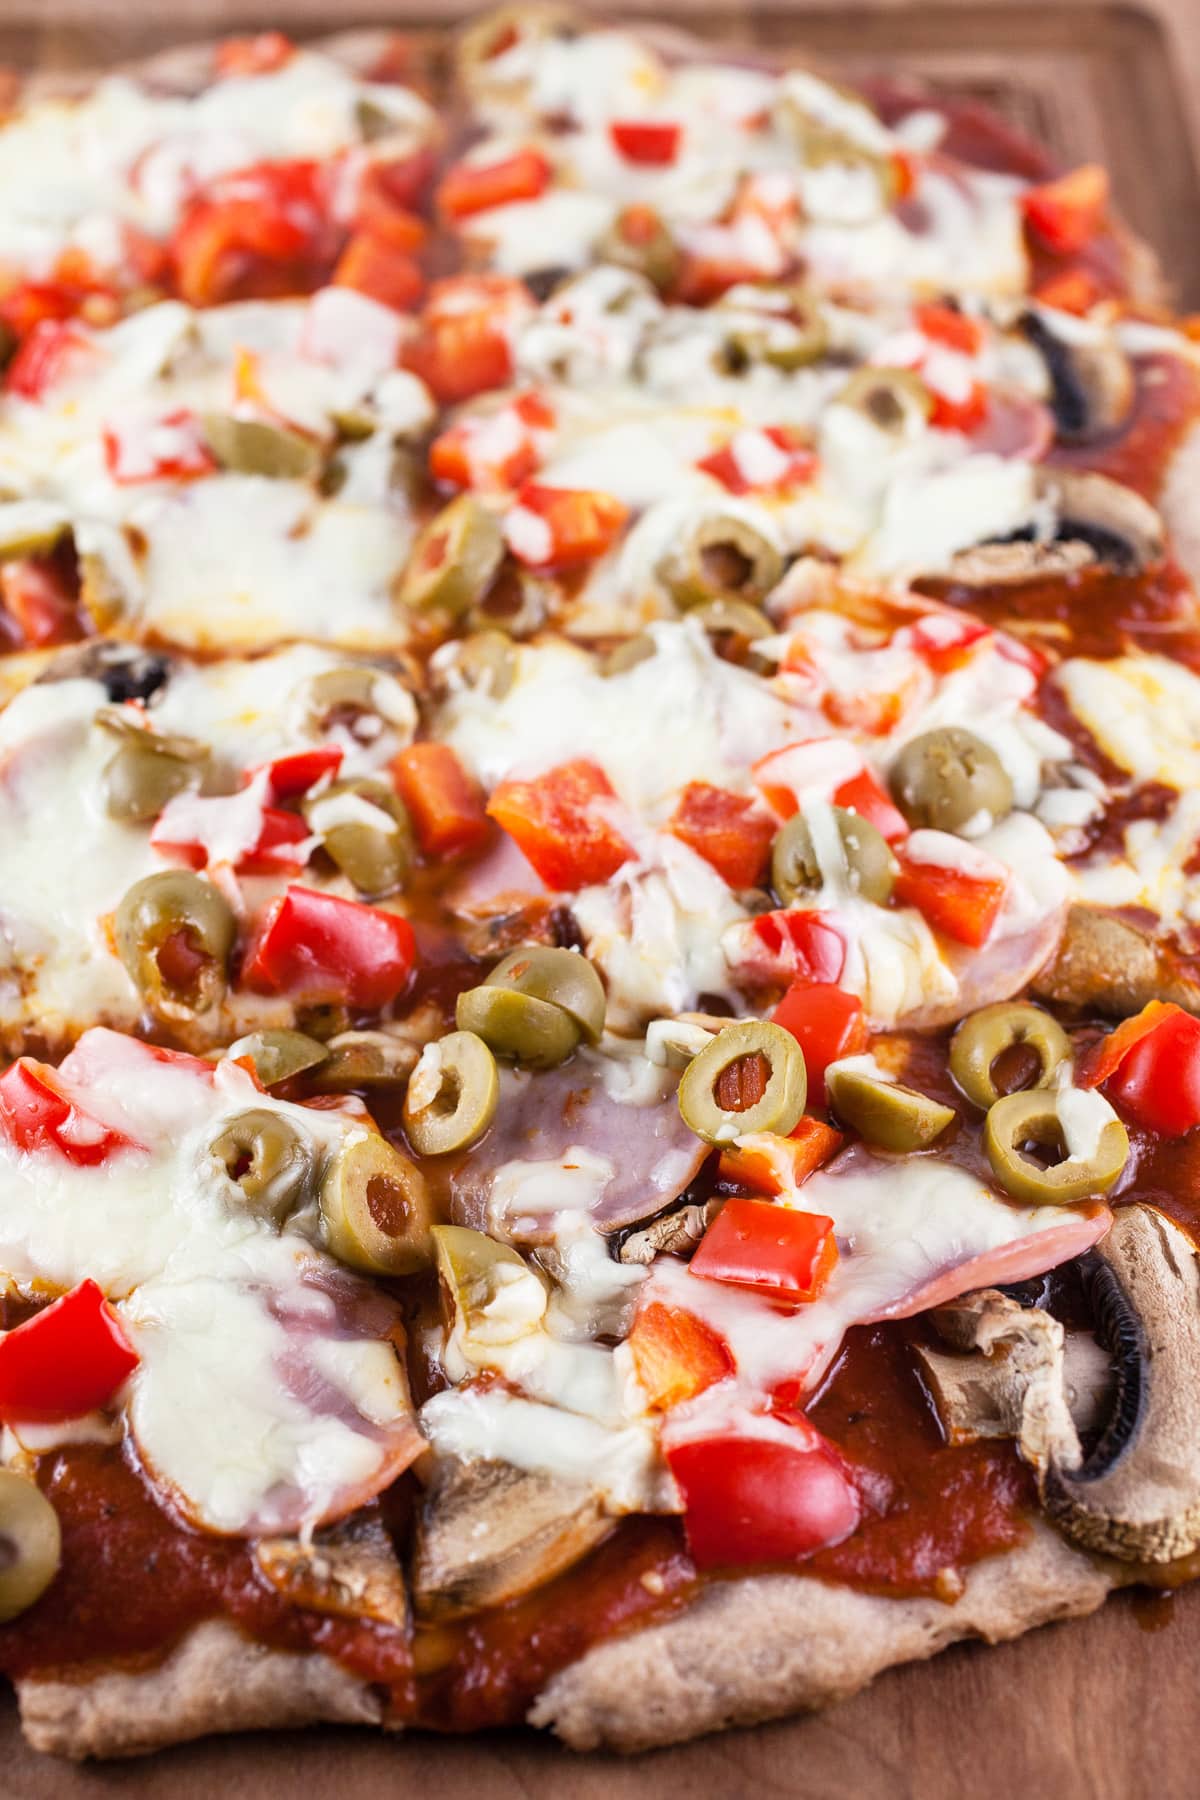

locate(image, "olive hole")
[[989, 1041, 1043, 1098], [155, 928, 208, 999], [1016, 1125, 1068, 1170], [715, 1051, 771, 1113], [367, 1172, 411, 1238], [701, 543, 753, 593], [865, 387, 905, 430]]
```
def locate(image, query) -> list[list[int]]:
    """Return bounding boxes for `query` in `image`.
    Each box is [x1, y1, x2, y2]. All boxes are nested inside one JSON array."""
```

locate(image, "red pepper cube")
[[690, 1198, 839, 1305]]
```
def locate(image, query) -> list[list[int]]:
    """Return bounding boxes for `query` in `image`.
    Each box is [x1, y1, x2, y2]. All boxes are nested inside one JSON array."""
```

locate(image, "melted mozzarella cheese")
[[0, 1032, 419, 1533]]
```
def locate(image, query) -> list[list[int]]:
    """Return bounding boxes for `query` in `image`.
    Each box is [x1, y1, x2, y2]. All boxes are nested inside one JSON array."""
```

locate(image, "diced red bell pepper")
[[393, 741, 491, 859], [102, 408, 217, 485], [690, 1197, 839, 1305], [506, 482, 628, 571], [1022, 164, 1109, 256], [437, 149, 552, 221], [403, 275, 531, 404], [905, 611, 991, 675], [261, 745, 344, 801], [608, 120, 682, 166], [214, 31, 294, 75], [5, 319, 94, 399], [1081, 1001, 1200, 1139], [332, 232, 425, 313], [0, 1280, 139, 1424], [717, 1118, 844, 1196], [667, 782, 774, 888], [0, 557, 81, 649], [429, 391, 554, 493], [243, 885, 416, 1010], [913, 302, 983, 356], [0, 1059, 138, 1165], [772, 982, 868, 1104], [150, 794, 312, 875], [666, 1414, 860, 1570], [833, 768, 909, 844], [697, 426, 817, 497], [170, 160, 332, 308], [928, 380, 990, 435], [746, 910, 847, 985], [627, 1301, 733, 1411], [892, 845, 1008, 948], [1033, 267, 1106, 315], [487, 758, 634, 890]]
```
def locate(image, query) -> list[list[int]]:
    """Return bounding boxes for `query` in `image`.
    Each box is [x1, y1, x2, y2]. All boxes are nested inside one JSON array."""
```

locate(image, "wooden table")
[[3, 4, 1200, 1793]]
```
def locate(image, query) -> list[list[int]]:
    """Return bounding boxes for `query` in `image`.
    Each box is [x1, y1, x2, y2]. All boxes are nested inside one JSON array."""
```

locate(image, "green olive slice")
[[834, 368, 932, 438], [456, 983, 581, 1069], [690, 598, 774, 649], [432, 1224, 546, 1345], [115, 870, 235, 1019], [467, 566, 550, 639], [202, 414, 322, 479], [484, 945, 606, 1044], [595, 205, 679, 292], [826, 1067, 954, 1151], [984, 1090, 1129, 1205], [404, 1030, 499, 1156], [319, 1131, 433, 1275], [889, 727, 1014, 835], [720, 290, 829, 373], [102, 743, 196, 823], [0, 1471, 61, 1623], [459, 3, 573, 81], [399, 496, 504, 616], [454, 628, 517, 700], [296, 663, 410, 739], [210, 1109, 317, 1225], [227, 1029, 330, 1087], [311, 1030, 419, 1090], [772, 806, 896, 905], [305, 776, 414, 897], [601, 633, 656, 677], [657, 515, 783, 612], [950, 1003, 1072, 1112], [678, 1019, 807, 1145]]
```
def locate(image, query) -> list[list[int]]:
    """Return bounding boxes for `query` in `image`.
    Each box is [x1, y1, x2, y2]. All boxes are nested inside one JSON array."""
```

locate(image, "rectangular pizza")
[[1, 7, 1200, 1766]]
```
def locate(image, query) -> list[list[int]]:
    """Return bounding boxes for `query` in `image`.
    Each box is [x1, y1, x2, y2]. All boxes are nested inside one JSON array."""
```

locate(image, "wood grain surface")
[[1, 4, 1198, 1793]]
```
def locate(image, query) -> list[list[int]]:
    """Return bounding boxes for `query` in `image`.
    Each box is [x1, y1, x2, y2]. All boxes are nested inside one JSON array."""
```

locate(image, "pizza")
[[3, 8, 1200, 1767]]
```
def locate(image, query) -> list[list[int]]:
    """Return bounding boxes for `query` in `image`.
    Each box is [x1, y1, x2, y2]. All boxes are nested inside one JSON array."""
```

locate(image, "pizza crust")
[[530, 1522, 1119, 1752], [15, 1620, 385, 1761]]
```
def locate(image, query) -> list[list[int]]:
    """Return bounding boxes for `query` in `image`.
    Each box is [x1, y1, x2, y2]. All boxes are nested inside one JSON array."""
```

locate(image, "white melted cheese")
[[0, 1031, 419, 1533]]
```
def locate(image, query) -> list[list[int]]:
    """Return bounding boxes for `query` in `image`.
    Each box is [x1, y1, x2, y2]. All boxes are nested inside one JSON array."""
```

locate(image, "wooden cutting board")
[[3, 5, 1200, 1795]]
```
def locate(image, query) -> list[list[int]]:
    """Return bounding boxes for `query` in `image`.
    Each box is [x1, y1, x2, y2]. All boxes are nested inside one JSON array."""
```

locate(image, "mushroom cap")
[[1031, 904, 1200, 1019]]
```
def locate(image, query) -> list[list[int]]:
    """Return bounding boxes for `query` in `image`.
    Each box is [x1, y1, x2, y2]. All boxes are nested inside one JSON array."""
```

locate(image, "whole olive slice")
[[432, 1224, 547, 1345], [657, 515, 782, 612], [826, 1066, 954, 1151], [595, 205, 679, 292], [950, 1002, 1072, 1112], [772, 806, 896, 905], [202, 414, 322, 480], [227, 1028, 330, 1087], [889, 727, 1014, 835], [311, 1029, 419, 1091], [484, 945, 606, 1044], [404, 1030, 499, 1156], [305, 776, 414, 898], [210, 1109, 317, 1226], [678, 1019, 807, 1145], [984, 1089, 1129, 1204], [455, 984, 581, 1070], [296, 663, 412, 740], [0, 1471, 61, 1623], [115, 870, 235, 1019], [319, 1131, 433, 1275], [399, 496, 504, 616], [834, 367, 932, 437]]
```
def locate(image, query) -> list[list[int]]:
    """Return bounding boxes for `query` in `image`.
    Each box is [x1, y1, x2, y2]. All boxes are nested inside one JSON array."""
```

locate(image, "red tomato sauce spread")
[[0, 1324, 1033, 1721]]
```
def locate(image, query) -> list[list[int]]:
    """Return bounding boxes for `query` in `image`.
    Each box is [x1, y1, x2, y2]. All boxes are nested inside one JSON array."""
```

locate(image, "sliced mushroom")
[[618, 1199, 719, 1266], [944, 539, 1096, 589], [1020, 311, 1135, 444], [1036, 468, 1165, 573], [919, 1206, 1200, 1563], [410, 1456, 611, 1621], [255, 1512, 407, 1627], [1031, 903, 1200, 1018]]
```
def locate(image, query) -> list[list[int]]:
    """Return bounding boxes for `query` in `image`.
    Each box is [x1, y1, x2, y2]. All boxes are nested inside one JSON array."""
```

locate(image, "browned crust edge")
[[15, 1620, 385, 1761], [529, 1521, 1119, 1753]]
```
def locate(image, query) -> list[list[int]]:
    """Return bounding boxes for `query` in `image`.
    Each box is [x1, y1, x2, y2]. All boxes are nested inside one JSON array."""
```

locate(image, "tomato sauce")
[[928, 561, 1200, 667]]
